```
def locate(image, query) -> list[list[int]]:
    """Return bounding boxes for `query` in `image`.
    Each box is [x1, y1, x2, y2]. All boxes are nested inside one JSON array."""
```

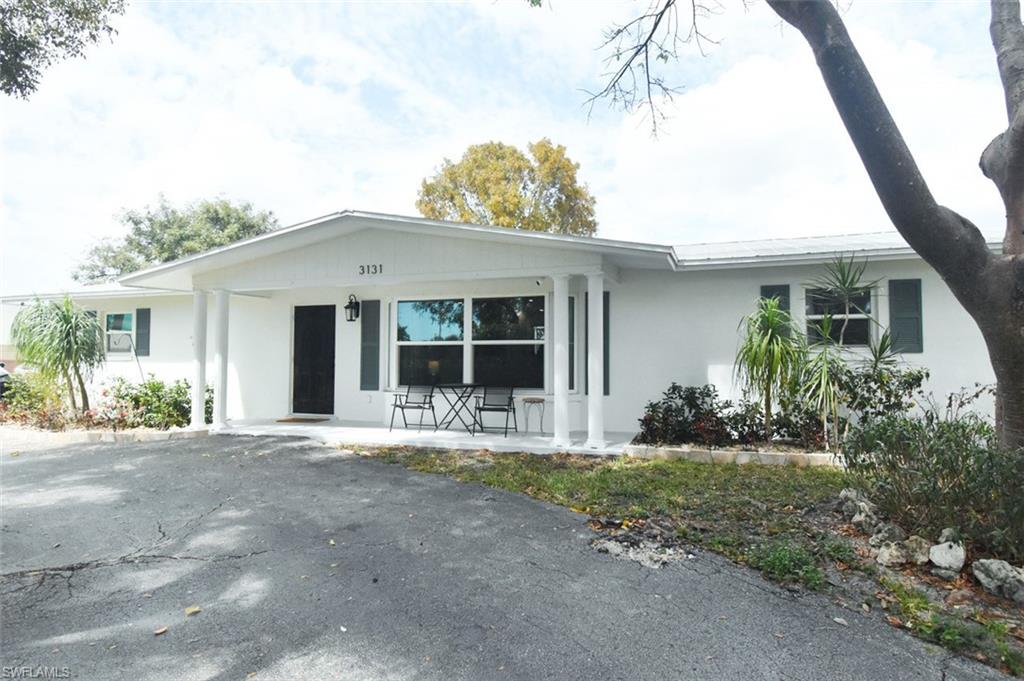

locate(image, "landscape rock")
[[850, 502, 878, 533], [938, 527, 959, 544], [904, 536, 931, 565], [876, 542, 909, 567], [928, 541, 966, 574], [931, 568, 960, 581], [869, 522, 906, 547], [839, 488, 864, 517], [971, 559, 1024, 605]]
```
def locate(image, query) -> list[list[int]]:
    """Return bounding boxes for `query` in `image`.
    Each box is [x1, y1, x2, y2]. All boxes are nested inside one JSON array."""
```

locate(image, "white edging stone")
[[623, 444, 839, 468]]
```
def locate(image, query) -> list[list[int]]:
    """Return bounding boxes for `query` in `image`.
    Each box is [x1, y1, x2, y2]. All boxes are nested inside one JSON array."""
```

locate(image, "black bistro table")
[[434, 383, 482, 433]]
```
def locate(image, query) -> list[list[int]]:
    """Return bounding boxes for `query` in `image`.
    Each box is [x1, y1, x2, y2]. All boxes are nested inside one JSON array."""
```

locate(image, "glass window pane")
[[473, 344, 544, 389], [107, 333, 133, 352], [398, 345, 463, 385], [806, 288, 871, 316], [106, 313, 133, 332], [472, 296, 545, 341], [397, 300, 463, 342], [806, 318, 871, 346]]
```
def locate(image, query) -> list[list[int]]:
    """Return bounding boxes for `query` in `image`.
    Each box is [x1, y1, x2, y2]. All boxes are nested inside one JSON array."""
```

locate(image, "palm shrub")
[[11, 297, 105, 412], [802, 315, 845, 451], [735, 296, 804, 439]]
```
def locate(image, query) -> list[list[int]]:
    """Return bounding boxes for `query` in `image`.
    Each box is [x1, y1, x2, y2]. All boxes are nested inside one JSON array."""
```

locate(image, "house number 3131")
[[358, 264, 383, 275]]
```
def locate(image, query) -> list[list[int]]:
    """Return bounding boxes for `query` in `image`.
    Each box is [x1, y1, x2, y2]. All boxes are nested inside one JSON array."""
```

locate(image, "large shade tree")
[[75, 197, 278, 282], [1, 0, 126, 98], [552, 0, 1024, 449], [417, 138, 598, 236]]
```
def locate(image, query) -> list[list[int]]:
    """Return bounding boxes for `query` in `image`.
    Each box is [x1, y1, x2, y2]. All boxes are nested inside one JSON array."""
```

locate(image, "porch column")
[[585, 272, 606, 449], [190, 290, 208, 429], [212, 289, 230, 429], [551, 274, 571, 448]]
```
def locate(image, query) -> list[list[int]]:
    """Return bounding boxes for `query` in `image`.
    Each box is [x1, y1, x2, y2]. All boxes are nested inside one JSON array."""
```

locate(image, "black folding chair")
[[472, 386, 517, 437], [390, 385, 438, 432]]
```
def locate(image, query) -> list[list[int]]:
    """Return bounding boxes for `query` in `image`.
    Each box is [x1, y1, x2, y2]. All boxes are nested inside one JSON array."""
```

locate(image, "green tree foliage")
[[734, 296, 804, 437], [11, 296, 105, 411], [417, 138, 598, 236], [74, 197, 278, 282], [1, 0, 126, 98]]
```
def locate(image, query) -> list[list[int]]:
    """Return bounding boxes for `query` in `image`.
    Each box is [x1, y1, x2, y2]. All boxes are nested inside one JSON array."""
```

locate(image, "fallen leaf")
[[328, 539, 336, 546], [832, 617, 849, 627], [885, 616, 903, 627], [184, 606, 201, 616], [153, 626, 168, 636]]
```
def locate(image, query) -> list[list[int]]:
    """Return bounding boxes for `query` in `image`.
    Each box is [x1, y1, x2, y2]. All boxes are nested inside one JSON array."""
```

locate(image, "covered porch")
[[115, 212, 676, 449]]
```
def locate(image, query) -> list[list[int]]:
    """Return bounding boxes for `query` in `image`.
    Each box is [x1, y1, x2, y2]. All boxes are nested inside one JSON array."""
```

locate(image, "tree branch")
[[991, 0, 1024, 121], [766, 0, 993, 294]]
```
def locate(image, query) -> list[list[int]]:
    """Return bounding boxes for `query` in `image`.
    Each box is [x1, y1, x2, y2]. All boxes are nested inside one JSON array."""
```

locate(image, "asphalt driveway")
[[0, 436, 1007, 680]]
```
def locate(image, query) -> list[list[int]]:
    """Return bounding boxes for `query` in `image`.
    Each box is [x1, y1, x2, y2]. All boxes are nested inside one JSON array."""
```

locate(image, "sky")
[[0, 0, 1009, 295]]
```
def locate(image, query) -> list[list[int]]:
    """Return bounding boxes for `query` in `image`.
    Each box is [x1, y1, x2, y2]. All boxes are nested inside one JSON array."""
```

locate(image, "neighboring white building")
[[1, 211, 997, 447]]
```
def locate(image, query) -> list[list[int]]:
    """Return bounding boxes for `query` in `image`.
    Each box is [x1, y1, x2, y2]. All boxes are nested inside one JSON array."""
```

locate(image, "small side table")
[[522, 397, 546, 435]]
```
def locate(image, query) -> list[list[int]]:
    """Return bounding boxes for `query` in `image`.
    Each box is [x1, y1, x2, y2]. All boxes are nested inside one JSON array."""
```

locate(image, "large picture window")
[[472, 296, 545, 389], [105, 312, 134, 353], [805, 288, 872, 346], [393, 296, 547, 389], [396, 299, 464, 385]]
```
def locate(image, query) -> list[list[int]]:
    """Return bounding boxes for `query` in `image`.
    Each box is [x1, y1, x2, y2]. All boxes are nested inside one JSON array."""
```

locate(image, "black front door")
[[292, 305, 336, 414]]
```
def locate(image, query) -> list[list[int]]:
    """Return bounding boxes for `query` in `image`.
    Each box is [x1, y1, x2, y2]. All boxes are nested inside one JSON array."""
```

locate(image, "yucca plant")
[[807, 254, 879, 346], [735, 296, 804, 439], [802, 315, 845, 451], [11, 297, 105, 412]]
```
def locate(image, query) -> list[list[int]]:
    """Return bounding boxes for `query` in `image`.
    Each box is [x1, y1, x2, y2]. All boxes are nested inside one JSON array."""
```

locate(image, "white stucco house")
[[0, 211, 997, 449]]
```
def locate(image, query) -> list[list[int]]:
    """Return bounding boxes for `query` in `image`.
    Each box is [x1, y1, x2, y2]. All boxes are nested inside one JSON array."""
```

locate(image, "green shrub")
[[0, 373, 67, 430], [634, 384, 732, 447], [102, 376, 212, 430], [844, 406, 1024, 563], [747, 540, 824, 589]]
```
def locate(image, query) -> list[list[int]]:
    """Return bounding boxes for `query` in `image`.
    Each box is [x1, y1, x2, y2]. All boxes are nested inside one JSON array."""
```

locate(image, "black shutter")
[[360, 300, 381, 390], [584, 291, 611, 396], [135, 308, 151, 356], [760, 284, 790, 311], [888, 279, 923, 353]]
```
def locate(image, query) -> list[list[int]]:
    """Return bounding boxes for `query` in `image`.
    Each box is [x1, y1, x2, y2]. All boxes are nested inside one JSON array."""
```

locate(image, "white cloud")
[[0, 0, 1008, 294]]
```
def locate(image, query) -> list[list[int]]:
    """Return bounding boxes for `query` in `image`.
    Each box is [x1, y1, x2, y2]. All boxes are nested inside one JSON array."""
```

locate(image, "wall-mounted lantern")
[[344, 294, 360, 322]]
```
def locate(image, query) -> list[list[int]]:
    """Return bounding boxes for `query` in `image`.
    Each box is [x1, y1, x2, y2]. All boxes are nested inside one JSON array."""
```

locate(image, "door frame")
[[289, 303, 337, 416]]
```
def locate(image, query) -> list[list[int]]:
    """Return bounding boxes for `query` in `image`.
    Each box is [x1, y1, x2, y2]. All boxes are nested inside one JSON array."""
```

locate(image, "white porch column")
[[190, 290, 208, 429], [551, 274, 571, 448], [212, 289, 230, 429], [585, 272, 606, 449]]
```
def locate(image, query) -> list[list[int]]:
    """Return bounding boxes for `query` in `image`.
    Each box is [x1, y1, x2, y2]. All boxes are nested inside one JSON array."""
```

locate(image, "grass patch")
[[747, 540, 824, 590], [881, 578, 1023, 675]]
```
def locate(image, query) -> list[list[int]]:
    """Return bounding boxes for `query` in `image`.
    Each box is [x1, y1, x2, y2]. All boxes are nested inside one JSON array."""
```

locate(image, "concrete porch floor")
[[222, 419, 633, 455]]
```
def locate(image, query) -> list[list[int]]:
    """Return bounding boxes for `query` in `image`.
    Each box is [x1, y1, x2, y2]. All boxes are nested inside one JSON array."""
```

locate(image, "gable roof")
[[117, 210, 677, 291]]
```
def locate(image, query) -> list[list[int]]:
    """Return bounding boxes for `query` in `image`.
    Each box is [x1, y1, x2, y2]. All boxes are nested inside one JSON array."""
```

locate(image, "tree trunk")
[[74, 366, 90, 412], [764, 380, 773, 440], [766, 0, 1024, 451], [64, 369, 77, 413]]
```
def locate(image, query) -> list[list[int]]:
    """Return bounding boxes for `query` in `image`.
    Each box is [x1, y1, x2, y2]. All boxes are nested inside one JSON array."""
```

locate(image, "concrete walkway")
[[225, 418, 634, 455], [0, 436, 1006, 680]]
